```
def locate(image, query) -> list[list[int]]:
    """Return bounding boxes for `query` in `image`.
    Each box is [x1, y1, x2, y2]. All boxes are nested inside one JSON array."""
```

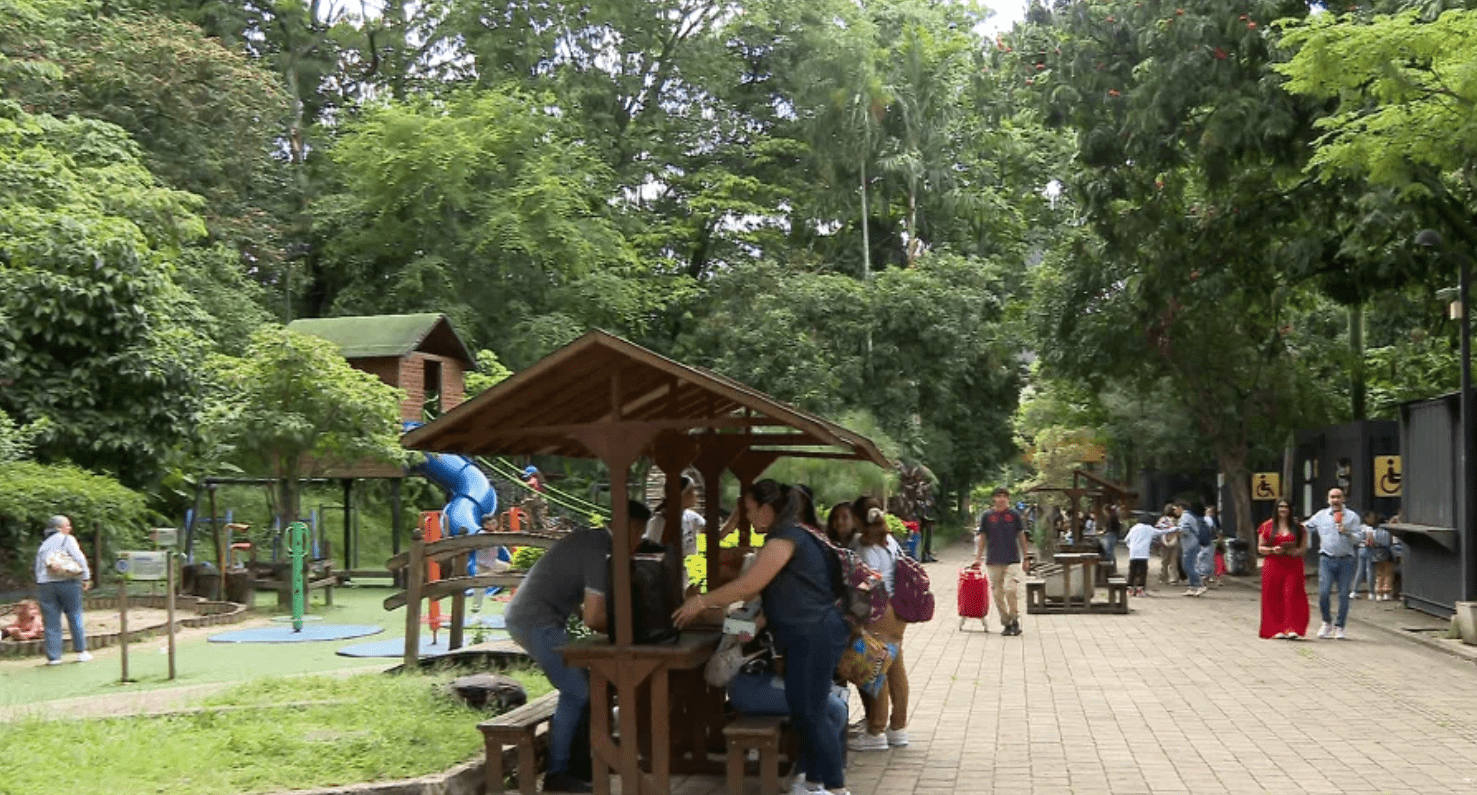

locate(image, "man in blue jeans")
[[1177, 502, 1206, 597], [504, 501, 651, 793], [1306, 487, 1362, 640]]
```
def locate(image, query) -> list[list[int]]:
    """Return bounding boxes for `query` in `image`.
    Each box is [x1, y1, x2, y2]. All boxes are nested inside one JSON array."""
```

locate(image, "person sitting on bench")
[[504, 500, 651, 794]]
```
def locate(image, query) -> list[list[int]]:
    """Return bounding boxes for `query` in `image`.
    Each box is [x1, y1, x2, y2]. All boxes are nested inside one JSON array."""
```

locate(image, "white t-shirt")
[[1123, 522, 1159, 560], [644, 508, 705, 557], [854, 535, 903, 594]]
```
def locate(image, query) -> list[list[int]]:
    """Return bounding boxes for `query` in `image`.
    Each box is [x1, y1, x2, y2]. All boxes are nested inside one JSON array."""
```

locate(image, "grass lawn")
[[0, 584, 513, 707], [0, 668, 551, 795]]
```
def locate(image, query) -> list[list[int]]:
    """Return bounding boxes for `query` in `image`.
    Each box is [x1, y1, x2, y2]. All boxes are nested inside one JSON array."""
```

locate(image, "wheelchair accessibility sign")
[[1252, 473, 1280, 501], [1374, 456, 1402, 497]]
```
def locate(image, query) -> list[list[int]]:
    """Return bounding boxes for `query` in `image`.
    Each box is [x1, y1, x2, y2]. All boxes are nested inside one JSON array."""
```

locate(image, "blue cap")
[[522, 465, 539, 477]]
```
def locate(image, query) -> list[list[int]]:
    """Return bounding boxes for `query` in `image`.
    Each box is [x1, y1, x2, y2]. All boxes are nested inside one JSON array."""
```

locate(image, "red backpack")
[[890, 553, 935, 623]]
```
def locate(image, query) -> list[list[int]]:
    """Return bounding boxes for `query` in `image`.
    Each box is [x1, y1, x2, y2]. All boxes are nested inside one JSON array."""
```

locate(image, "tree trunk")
[[1217, 443, 1256, 575], [1349, 304, 1366, 420]]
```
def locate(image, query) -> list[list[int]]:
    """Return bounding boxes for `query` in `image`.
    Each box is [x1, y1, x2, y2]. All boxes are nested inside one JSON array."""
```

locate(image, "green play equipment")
[[287, 521, 310, 632]]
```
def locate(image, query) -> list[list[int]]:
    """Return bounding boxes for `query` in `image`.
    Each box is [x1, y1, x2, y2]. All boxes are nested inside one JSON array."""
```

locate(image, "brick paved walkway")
[[678, 538, 1477, 795]]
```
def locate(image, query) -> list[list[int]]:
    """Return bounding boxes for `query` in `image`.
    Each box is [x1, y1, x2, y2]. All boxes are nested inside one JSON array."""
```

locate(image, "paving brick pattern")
[[681, 539, 1477, 795]]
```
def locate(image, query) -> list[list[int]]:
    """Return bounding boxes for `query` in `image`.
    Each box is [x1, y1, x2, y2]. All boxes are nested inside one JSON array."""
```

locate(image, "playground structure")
[[384, 510, 561, 666], [183, 314, 606, 607]]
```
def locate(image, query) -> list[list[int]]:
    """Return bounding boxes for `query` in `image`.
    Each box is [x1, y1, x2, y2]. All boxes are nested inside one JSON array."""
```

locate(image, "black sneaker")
[[1012, 621, 1024, 636], [543, 772, 593, 793]]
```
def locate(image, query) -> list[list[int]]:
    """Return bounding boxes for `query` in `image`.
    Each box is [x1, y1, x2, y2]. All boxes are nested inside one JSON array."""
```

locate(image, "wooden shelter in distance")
[[400, 329, 889, 795]]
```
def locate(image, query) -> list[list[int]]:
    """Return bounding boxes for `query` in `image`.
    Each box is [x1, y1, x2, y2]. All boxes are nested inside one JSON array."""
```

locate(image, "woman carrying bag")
[[33, 515, 92, 665], [674, 480, 853, 795]]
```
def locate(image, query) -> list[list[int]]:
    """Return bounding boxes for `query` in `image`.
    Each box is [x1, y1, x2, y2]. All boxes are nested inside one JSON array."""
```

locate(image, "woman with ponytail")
[[673, 479, 852, 795], [847, 497, 910, 751]]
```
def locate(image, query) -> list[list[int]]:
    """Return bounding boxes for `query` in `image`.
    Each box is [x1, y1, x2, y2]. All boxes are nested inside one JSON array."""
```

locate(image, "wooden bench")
[[478, 691, 559, 795], [724, 714, 787, 795]]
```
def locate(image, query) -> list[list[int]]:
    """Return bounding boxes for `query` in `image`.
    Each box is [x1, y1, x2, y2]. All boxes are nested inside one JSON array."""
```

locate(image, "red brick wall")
[[347, 354, 467, 424]]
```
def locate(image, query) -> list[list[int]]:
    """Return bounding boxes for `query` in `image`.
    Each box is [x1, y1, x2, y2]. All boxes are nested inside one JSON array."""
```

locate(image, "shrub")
[[0, 461, 153, 582]]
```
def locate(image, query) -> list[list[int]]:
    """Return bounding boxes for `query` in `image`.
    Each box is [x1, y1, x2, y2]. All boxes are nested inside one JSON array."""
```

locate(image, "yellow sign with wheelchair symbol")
[[1252, 473, 1280, 501], [1374, 456, 1401, 497]]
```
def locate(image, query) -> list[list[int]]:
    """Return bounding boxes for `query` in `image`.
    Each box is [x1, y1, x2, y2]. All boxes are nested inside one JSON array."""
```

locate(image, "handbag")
[[45, 548, 83, 578], [704, 633, 766, 688], [835, 629, 896, 698]]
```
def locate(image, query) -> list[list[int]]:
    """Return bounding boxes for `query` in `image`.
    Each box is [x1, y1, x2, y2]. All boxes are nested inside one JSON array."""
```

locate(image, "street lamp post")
[[1416, 229, 1476, 603]]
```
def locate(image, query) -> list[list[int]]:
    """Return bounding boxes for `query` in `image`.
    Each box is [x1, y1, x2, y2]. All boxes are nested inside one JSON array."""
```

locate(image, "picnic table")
[[562, 630, 724, 795]]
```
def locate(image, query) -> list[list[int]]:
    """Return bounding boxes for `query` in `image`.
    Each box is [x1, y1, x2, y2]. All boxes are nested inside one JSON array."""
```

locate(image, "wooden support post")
[[210, 484, 223, 602], [166, 551, 177, 680], [450, 552, 466, 650], [118, 578, 130, 683], [403, 527, 425, 669]]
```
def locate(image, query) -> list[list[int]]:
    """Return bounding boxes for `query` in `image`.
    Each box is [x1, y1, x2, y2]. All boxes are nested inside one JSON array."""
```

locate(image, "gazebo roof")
[[400, 329, 890, 466], [287, 313, 476, 368]]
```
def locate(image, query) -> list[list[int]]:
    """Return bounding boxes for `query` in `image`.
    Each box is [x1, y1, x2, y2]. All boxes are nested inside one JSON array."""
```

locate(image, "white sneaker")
[[45, 659, 62, 666], [885, 728, 909, 747], [76, 651, 93, 662], [848, 732, 889, 751], [1317, 622, 1333, 639], [1194, 587, 1208, 596], [789, 778, 821, 795], [1182, 589, 1197, 597], [1335, 626, 1348, 640]]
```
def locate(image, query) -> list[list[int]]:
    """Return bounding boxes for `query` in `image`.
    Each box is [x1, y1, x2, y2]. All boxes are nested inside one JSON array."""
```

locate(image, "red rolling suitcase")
[[957, 564, 989, 631]]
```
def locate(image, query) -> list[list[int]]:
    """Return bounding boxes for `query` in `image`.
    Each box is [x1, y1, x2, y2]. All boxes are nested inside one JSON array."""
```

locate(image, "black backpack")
[[605, 540, 683, 644]]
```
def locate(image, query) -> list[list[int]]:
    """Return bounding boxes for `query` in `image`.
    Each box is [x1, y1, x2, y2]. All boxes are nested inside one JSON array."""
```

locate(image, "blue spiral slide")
[[416, 452, 499, 536]]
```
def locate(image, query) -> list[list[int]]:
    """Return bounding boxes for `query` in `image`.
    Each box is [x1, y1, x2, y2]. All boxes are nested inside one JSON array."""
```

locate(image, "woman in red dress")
[[1258, 499, 1310, 639]]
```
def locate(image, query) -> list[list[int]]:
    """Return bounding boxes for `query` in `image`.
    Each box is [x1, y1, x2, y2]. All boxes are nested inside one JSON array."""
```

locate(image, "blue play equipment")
[[418, 451, 499, 537]]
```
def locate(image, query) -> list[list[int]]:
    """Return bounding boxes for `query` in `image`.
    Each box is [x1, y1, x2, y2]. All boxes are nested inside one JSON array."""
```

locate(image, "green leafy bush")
[[510, 546, 546, 571], [0, 461, 152, 582]]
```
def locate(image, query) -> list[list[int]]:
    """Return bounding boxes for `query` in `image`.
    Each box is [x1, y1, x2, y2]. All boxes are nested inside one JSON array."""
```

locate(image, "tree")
[[314, 89, 677, 366], [0, 101, 213, 489], [205, 325, 409, 527], [1278, 9, 1477, 245], [1012, 0, 1352, 541]]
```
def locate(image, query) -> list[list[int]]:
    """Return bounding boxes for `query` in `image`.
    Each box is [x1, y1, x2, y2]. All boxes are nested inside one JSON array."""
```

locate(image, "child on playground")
[[2, 600, 43, 641]]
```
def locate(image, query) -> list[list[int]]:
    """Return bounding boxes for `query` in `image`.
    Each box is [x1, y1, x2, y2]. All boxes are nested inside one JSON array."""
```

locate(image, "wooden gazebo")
[[400, 329, 889, 795]]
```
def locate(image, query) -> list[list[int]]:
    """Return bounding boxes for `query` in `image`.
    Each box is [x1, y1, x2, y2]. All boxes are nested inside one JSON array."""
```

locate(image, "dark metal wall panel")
[[1403, 398, 1457, 529], [1402, 536, 1462, 618]]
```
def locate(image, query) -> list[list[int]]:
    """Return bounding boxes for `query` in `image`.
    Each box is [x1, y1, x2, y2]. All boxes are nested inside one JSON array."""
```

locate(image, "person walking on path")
[[975, 487, 1031, 636], [1156, 504, 1181, 586], [1122, 513, 1159, 597], [33, 515, 92, 665], [1350, 510, 1381, 600], [1177, 502, 1207, 597], [1306, 487, 1362, 639], [848, 496, 910, 752], [1257, 500, 1310, 639]]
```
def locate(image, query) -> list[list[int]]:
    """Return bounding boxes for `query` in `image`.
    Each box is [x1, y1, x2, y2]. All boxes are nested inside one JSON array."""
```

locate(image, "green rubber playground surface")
[[0, 585, 510, 708]]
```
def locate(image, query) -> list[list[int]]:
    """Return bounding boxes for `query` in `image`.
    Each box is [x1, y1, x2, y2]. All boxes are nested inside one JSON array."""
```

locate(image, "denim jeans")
[[1318, 555, 1357, 627], [1181, 541, 1203, 588], [1351, 547, 1373, 595], [37, 579, 86, 662], [727, 670, 848, 783], [773, 610, 850, 790], [508, 622, 587, 776], [1196, 546, 1215, 581]]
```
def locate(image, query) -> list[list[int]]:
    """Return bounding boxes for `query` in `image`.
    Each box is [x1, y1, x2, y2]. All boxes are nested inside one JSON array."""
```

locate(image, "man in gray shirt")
[[1305, 487, 1362, 640], [504, 501, 651, 793]]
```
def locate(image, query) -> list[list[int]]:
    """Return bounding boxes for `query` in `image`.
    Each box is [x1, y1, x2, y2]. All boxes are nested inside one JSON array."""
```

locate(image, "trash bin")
[[1225, 539, 1250, 576]]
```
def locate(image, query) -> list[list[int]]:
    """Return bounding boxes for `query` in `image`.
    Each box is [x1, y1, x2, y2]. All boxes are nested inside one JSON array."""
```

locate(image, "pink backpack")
[[890, 553, 935, 622]]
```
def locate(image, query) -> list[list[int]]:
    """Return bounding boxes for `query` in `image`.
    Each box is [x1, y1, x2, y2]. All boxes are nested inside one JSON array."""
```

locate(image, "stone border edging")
[[0, 594, 249, 658]]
